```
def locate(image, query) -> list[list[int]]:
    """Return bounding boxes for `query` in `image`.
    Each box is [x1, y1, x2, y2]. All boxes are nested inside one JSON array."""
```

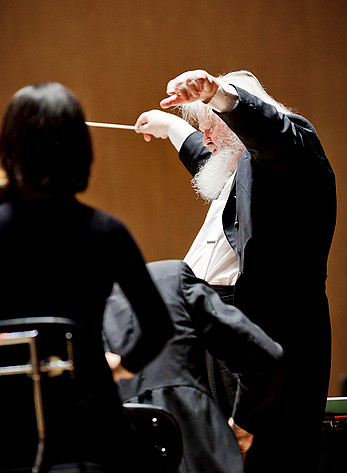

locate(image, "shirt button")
[[234, 221, 239, 228]]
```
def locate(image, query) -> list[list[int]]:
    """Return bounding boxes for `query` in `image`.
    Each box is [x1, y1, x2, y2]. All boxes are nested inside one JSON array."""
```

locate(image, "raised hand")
[[160, 70, 219, 109]]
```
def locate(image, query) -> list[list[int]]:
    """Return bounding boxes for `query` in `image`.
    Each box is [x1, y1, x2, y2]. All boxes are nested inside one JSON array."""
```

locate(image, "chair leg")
[[32, 439, 45, 473]]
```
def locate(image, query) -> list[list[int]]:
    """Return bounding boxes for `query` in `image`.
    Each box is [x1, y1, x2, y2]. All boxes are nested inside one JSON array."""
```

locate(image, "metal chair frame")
[[0, 319, 183, 473], [0, 323, 75, 473]]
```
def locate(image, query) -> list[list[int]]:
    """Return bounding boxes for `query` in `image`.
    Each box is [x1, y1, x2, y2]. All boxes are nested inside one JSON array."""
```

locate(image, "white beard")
[[191, 147, 240, 202]]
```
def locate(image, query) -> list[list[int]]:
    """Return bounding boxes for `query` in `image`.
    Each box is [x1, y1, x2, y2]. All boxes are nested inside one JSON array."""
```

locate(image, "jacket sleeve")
[[181, 262, 283, 373], [179, 131, 211, 177], [179, 86, 327, 175], [103, 283, 141, 355], [216, 85, 326, 171]]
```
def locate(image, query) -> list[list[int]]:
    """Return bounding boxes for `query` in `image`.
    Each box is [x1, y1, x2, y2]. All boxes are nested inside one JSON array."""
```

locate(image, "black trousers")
[[206, 285, 239, 419]]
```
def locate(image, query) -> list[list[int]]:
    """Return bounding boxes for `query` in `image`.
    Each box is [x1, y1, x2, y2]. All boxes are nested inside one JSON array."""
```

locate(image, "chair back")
[[124, 402, 183, 473], [0, 317, 108, 472], [0, 318, 183, 473]]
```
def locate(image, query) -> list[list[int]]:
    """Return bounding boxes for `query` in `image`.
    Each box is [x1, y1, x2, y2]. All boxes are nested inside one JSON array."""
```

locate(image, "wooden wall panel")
[[0, 0, 346, 395]]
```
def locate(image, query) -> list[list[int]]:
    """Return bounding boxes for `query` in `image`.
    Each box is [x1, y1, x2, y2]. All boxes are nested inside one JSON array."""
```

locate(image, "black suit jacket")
[[103, 259, 283, 473], [179, 86, 336, 473]]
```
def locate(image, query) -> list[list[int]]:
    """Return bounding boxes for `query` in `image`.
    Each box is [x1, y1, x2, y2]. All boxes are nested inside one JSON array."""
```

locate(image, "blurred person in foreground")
[[0, 81, 173, 472], [104, 259, 284, 473]]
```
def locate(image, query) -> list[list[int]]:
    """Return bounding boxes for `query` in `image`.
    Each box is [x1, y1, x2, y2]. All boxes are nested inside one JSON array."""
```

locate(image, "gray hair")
[[178, 70, 292, 126]]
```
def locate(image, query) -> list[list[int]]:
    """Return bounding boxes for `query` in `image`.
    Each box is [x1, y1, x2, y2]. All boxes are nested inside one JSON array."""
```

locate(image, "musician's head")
[[177, 70, 291, 202], [0, 82, 93, 198]]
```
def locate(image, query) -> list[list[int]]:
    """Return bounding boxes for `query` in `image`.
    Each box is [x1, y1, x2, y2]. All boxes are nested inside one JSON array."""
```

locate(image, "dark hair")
[[0, 82, 93, 197]]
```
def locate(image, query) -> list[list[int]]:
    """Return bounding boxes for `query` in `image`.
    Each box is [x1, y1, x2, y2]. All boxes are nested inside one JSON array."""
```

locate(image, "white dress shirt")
[[168, 83, 240, 285], [184, 173, 239, 285]]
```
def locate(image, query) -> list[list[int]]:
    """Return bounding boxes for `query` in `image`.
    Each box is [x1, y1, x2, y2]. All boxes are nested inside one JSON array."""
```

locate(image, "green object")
[[325, 397, 347, 414]]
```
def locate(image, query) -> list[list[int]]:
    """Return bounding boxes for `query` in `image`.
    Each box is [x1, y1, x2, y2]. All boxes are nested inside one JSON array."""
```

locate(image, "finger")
[[105, 352, 121, 369], [166, 79, 189, 99], [186, 78, 202, 97], [134, 119, 152, 140], [166, 77, 181, 96], [134, 119, 147, 132], [160, 92, 200, 108], [166, 70, 196, 94], [196, 76, 210, 93], [138, 122, 156, 137], [162, 80, 213, 109], [161, 84, 198, 107], [134, 112, 151, 130], [160, 94, 180, 109]]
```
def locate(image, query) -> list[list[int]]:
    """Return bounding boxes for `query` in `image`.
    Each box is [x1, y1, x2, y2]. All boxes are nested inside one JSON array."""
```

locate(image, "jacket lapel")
[[223, 150, 253, 272]]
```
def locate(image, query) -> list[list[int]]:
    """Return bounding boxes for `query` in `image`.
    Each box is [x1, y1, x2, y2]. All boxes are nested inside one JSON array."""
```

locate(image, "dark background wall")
[[0, 0, 346, 395]]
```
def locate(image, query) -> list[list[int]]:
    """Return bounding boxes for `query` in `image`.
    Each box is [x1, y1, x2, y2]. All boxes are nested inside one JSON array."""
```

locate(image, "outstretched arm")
[[158, 69, 322, 171], [134, 69, 238, 146]]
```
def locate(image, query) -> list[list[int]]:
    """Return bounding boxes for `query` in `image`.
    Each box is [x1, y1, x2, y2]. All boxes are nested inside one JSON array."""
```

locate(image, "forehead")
[[198, 111, 217, 131]]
